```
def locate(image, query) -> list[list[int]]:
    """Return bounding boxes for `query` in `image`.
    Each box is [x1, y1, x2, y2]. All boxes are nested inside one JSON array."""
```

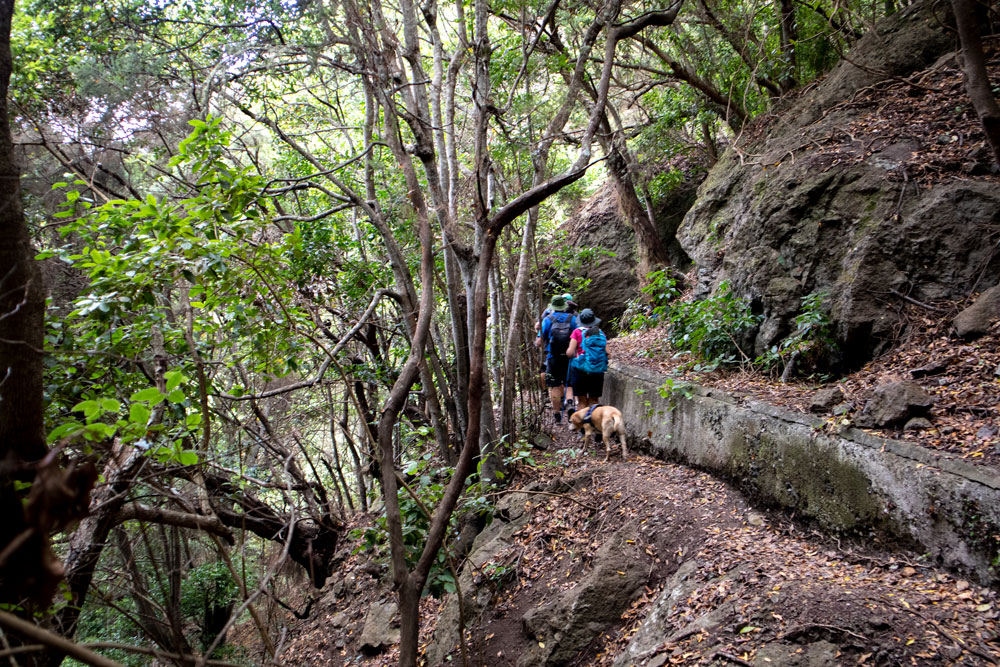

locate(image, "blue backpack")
[[577, 328, 607, 374]]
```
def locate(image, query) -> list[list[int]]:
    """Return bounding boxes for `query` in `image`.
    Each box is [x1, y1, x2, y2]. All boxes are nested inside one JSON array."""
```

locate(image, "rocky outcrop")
[[954, 286, 1000, 339], [561, 167, 702, 329], [855, 380, 934, 428], [358, 600, 399, 655], [519, 522, 648, 667], [677, 1, 1000, 366], [562, 182, 641, 327]]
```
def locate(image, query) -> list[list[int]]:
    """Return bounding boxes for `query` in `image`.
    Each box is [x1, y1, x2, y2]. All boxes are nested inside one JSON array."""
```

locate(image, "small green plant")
[[658, 377, 694, 410], [621, 269, 680, 332], [667, 281, 759, 367], [757, 291, 837, 378], [504, 440, 537, 469]]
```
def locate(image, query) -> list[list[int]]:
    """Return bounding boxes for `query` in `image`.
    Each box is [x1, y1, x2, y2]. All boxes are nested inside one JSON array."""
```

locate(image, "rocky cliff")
[[677, 1, 1000, 365]]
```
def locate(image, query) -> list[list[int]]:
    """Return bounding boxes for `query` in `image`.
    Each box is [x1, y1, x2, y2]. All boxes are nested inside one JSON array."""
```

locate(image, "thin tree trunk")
[[953, 0, 1000, 167]]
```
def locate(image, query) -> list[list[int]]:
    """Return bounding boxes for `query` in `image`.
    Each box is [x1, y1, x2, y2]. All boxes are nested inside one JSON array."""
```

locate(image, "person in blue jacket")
[[539, 294, 577, 423]]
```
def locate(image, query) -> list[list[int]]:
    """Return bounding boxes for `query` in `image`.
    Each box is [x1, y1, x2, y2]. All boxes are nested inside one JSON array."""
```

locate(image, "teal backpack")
[[577, 328, 608, 374]]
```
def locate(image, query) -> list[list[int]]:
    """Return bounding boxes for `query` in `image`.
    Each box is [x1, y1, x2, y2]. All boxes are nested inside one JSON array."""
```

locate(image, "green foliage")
[[547, 230, 616, 297], [621, 269, 680, 332], [667, 281, 759, 368], [757, 291, 838, 377], [70, 598, 147, 667]]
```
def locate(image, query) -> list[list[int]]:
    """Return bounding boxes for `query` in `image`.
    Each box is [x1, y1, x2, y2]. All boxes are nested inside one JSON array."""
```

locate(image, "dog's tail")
[[612, 414, 625, 439]]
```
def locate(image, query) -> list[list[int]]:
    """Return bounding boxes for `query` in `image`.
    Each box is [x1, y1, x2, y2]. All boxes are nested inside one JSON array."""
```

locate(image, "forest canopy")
[[0, 0, 960, 664]]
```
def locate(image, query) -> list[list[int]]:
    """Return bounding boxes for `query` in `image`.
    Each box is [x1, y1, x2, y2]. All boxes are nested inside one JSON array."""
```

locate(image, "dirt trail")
[[284, 419, 1000, 666], [450, 421, 1000, 666]]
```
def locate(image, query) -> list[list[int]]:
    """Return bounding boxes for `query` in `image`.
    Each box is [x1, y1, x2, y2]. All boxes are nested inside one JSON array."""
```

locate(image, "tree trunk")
[[952, 0, 1000, 168], [776, 0, 798, 92], [500, 206, 539, 439], [0, 0, 61, 616]]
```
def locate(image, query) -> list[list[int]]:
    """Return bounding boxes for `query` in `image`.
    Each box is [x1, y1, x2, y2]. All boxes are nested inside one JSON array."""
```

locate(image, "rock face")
[[953, 286, 1000, 339], [856, 381, 934, 428], [676, 1, 1000, 366], [562, 182, 641, 328], [358, 599, 399, 655], [562, 169, 701, 330], [520, 522, 648, 667]]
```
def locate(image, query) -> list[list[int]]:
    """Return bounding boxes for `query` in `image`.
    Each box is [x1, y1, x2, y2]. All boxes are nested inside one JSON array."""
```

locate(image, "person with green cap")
[[539, 294, 578, 423]]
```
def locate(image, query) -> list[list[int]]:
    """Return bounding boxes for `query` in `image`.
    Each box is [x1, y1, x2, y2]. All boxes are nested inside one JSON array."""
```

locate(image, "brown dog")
[[569, 405, 628, 461]]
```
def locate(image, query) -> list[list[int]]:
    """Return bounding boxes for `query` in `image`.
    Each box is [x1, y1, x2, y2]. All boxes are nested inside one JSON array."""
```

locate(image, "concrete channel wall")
[[604, 362, 1000, 583]]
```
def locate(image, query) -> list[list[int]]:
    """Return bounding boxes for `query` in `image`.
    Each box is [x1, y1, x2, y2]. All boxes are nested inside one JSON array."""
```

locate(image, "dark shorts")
[[572, 370, 604, 398], [545, 355, 569, 387], [566, 363, 579, 389]]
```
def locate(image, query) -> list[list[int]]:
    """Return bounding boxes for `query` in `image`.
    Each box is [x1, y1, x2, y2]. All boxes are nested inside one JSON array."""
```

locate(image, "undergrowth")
[[622, 271, 838, 377]]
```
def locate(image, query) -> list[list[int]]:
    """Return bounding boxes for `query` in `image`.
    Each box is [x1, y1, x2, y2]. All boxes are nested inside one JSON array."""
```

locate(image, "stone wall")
[[605, 362, 1000, 582]]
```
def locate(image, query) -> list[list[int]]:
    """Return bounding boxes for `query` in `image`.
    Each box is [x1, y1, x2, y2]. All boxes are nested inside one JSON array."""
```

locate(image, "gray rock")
[[904, 417, 933, 431], [954, 286, 1000, 339], [856, 381, 933, 428], [521, 523, 648, 667], [810, 387, 845, 413], [424, 493, 534, 665], [613, 562, 746, 667], [358, 600, 399, 655], [977, 425, 998, 440], [832, 402, 852, 416]]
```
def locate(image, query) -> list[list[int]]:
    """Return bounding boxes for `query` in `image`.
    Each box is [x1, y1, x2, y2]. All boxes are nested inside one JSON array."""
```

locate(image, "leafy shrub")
[[667, 281, 759, 367], [620, 269, 680, 332], [757, 291, 838, 377]]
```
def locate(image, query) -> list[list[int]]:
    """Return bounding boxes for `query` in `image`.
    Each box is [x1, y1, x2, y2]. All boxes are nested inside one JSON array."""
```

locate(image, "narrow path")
[[461, 418, 1000, 666]]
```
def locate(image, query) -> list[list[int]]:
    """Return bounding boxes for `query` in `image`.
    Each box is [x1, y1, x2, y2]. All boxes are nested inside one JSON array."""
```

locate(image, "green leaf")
[[167, 388, 186, 403], [100, 398, 121, 413], [129, 403, 151, 425], [47, 421, 84, 444], [71, 400, 99, 414], [130, 387, 164, 403], [739, 626, 759, 634], [165, 371, 186, 392], [177, 450, 199, 466]]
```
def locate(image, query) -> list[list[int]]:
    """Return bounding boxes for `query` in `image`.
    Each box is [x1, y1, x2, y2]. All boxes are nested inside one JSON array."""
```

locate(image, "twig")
[[886, 288, 944, 312], [711, 649, 754, 666], [887, 600, 999, 665], [0, 611, 124, 667]]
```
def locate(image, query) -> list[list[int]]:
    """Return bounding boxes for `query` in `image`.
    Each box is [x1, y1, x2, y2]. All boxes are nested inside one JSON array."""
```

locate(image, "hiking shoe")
[[554, 411, 562, 424]]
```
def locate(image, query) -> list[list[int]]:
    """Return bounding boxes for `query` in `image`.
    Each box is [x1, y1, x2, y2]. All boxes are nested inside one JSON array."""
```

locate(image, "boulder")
[[520, 523, 648, 667], [953, 286, 1000, 339], [562, 182, 641, 328], [358, 600, 399, 655], [856, 381, 933, 428], [810, 387, 845, 413], [904, 417, 933, 431]]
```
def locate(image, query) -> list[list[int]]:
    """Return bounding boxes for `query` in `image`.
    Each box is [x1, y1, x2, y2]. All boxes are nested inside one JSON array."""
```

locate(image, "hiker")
[[566, 309, 608, 411], [564, 307, 597, 414], [539, 294, 577, 423], [534, 293, 577, 347], [535, 293, 577, 393]]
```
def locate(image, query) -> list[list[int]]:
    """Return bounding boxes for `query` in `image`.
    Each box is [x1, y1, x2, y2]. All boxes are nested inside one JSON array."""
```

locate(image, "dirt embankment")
[[283, 424, 1000, 666]]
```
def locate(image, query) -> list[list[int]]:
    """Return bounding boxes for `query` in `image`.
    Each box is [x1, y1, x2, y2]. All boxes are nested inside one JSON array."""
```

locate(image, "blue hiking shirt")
[[540, 312, 577, 360]]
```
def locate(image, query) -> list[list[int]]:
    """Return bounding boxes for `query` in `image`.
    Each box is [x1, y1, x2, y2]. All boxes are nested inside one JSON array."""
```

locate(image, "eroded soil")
[[283, 419, 1000, 666]]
